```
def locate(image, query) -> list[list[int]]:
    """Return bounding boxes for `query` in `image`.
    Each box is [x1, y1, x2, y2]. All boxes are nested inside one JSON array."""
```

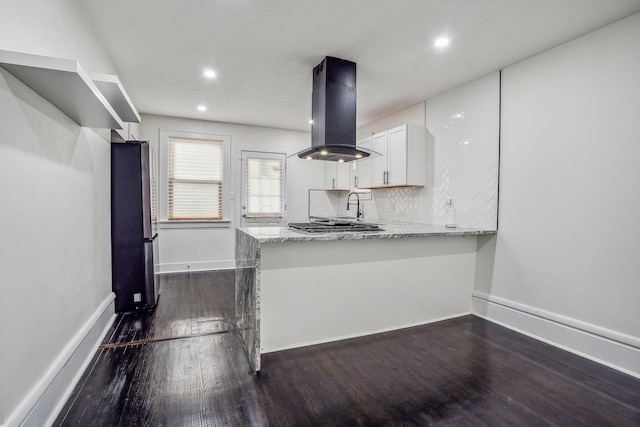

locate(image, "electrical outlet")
[[133, 293, 142, 303], [387, 201, 396, 212]]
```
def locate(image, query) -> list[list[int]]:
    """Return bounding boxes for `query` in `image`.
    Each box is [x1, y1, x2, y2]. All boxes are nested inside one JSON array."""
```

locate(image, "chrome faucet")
[[346, 192, 362, 219]]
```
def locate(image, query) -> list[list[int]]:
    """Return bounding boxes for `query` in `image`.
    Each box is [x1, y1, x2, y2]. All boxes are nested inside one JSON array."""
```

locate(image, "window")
[[241, 151, 286, 226], [246, 157, 284, 217], [168, 137, 223, 220], [159, 130, 230, 226]]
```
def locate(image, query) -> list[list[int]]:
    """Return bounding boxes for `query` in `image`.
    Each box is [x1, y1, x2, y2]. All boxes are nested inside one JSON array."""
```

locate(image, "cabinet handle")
[[354, 176, 358, 188], [332, 178, 336, 189]]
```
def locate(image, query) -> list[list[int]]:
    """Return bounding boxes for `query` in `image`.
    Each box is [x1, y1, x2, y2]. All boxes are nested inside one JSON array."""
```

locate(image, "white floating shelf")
[[0, 49, 123, 130], [90, 72, 140, 123]]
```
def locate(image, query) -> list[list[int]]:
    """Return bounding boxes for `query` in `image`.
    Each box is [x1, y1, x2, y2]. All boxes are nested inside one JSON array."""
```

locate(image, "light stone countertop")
[[237, 219, 496, 243]]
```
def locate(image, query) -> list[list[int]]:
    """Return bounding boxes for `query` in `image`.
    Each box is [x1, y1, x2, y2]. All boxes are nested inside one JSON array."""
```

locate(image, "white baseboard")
[[2, 293, 116, 427], [158, 260, 235, 274], [472, 291, 640, 379]]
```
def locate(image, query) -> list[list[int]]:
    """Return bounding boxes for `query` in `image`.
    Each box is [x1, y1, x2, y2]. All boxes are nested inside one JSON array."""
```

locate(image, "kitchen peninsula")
[[236, 221, 496, 371]]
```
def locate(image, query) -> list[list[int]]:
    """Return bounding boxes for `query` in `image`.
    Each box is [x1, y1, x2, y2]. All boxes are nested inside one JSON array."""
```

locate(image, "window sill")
[[159, 220, 232, 229]]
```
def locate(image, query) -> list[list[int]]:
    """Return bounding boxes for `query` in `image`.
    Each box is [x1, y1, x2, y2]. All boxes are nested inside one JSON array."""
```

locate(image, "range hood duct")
[[297, 56, 374, 162]]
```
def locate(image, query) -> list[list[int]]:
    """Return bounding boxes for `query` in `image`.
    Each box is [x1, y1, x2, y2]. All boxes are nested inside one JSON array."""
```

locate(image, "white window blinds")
[[246, 157, 284, 218], [168, 137, 223, 220]]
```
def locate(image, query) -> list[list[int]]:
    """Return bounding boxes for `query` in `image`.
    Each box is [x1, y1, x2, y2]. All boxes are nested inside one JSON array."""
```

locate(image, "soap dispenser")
[[446, 198, 457, 228]]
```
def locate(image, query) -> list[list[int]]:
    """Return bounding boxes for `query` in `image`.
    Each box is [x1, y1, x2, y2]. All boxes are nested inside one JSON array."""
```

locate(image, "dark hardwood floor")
[[102, 270, 236, 345], [55, 270, 640, 426]]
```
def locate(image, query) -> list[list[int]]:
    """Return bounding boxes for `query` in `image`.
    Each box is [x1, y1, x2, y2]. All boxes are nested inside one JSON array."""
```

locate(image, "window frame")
[[159, 129, 231, 228]]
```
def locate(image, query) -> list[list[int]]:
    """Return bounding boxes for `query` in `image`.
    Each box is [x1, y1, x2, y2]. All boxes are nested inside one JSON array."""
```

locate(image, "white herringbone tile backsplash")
[[309, 189, 351, 218], [426, 73, 499, 229]]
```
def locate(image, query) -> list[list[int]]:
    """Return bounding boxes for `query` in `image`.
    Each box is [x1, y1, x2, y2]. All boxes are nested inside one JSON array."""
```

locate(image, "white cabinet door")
[[336, 162, 351, 190], [324, 162, 350, 190], [387, 125, 408, 186], [336, 162, 350, 189], [371, 131, 388, 187], [324, 162, 335, 189], [355, 136, 372, 189]]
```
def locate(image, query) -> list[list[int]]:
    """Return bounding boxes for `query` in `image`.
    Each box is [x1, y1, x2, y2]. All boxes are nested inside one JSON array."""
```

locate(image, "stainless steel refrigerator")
[[111, 141, 159, 312]]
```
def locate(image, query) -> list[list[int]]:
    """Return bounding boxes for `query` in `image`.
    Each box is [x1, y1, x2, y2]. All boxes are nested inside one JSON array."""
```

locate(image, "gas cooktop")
[[288, 220, 382, 233]]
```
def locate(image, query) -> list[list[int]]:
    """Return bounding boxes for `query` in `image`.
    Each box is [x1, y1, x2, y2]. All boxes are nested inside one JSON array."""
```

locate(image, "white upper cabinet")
[[371, 131, 389, 187], [353, 136, 372, 189], [324, 161, 350, 190], [387, 125, 409, 186], [370, 124, 427, 188]]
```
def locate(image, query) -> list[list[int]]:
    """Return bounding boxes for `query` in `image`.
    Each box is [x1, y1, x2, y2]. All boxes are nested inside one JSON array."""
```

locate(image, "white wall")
[[0, 0, 116, 74], [475, 13, 640, 375], [139, 114, 322, 272], [0, 0, 117, 424], [357, 102, 426, 137]]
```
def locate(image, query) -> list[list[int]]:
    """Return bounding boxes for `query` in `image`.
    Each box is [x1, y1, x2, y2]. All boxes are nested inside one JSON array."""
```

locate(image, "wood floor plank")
[[101, 271, 235, 345], [420, 325, 615, 425], [466, 318, 640, 408], [57, 270, 640, 426]]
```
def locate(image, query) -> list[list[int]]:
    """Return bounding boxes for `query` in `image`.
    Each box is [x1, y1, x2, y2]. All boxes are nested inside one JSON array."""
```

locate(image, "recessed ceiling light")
[[338, 159, 344, 163], [203, 69, 216, 79], [197, 105, 206, 112], [435, 37, 450, 48]]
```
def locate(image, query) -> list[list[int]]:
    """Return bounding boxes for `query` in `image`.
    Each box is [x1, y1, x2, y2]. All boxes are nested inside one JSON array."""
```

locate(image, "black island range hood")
[[297, 56, 376, 162]]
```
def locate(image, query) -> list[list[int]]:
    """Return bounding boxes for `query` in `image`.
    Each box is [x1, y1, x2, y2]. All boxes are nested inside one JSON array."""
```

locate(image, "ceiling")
[[80, 0, 640, 132]]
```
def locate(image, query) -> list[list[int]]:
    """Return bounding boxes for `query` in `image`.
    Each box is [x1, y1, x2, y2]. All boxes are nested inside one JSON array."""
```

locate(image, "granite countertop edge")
[[238, 220, 497, 244]]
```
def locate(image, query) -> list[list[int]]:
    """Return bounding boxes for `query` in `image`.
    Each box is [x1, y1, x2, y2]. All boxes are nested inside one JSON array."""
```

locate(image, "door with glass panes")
[[240, 151, 286, 227]]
